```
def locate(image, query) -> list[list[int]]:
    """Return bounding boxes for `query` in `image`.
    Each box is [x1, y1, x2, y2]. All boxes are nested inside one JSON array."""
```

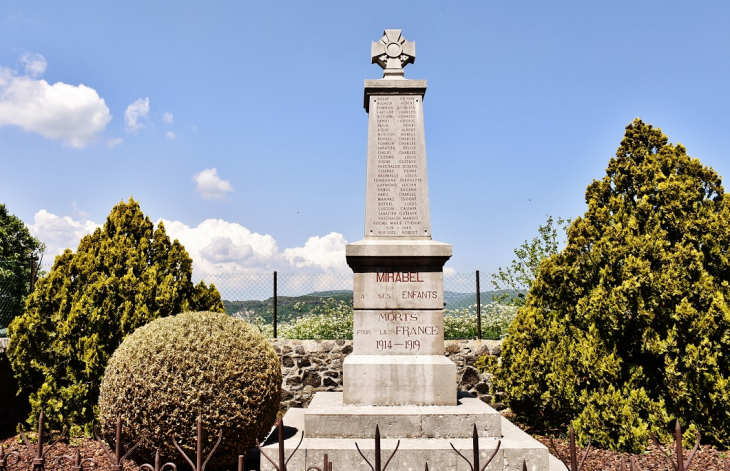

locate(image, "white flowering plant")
[[443, 302, 517, 340], [249, 298, 516, 340]]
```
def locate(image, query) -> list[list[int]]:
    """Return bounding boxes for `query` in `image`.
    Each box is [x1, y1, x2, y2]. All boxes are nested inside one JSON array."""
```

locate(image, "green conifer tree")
[[7, 198, 224, 432], [494, 119, 730, 452]]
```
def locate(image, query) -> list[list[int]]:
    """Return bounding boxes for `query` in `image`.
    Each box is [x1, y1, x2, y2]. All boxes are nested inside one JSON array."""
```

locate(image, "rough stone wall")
[[0, 337, 504, 415], [270, 339, 503, 411]]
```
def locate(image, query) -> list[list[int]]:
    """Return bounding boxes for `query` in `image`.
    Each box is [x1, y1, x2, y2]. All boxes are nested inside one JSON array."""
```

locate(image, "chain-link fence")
[[0, 267, 525, 339], [198, 271, 525, 340]]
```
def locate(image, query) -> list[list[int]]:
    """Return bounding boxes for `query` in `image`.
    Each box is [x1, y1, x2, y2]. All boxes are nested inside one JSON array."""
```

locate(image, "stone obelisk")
[[262, 31, 553, 471], [343, 29, 456, 406]]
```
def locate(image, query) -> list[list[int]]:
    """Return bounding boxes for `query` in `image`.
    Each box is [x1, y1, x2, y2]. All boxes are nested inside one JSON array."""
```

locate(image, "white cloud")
[[162, 111, 174, 124], [27, 208, 350, 296], [282, 233, 349, 272], [19, 52, 47, 78], [443, 266, 457, 276], [27, 209, 101, 258], [0, 55, 112, 148], [106, 137, 123, 148], [161, 218, 349, 275], [193, 168, 234, 200], [165, 131, 175, 139], [124, 97, 149, 132]]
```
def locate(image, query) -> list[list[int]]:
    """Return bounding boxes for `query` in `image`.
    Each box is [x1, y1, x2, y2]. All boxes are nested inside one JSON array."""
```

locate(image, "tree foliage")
[[7, 198, 224, 432], [0, 203, 44, 331], [490, 215, 570, 306], [494, 119, 730, 452]]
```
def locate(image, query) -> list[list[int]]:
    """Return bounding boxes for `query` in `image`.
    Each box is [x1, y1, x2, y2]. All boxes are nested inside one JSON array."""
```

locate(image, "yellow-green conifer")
[[495, 119, 730, 452], [8, 198, 224, 431]]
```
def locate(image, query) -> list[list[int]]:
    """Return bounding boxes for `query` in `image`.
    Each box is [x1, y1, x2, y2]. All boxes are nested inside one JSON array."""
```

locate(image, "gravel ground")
[[2, 433, 729, 471]]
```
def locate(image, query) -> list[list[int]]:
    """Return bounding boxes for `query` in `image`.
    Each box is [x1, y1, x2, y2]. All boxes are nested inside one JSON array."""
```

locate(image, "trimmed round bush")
[[98, 311, 282, 468]]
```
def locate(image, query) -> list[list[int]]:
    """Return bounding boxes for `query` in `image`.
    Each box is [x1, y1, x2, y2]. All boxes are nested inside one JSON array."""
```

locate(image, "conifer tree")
[[7, 198, 224, 431], [495, 119, 730, 452]]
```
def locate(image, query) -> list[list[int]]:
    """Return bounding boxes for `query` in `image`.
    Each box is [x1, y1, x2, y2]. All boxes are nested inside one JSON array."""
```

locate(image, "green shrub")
[[494, 119, 730, 452], [7, 198, 223, 432], [474, 354, 498, 374], [98, 311, 281, 469]]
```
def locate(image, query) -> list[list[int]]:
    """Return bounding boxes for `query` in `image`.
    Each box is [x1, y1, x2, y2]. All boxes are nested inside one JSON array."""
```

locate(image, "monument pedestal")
[[260, 392, 559, 471], [343, 355, 456, 405]]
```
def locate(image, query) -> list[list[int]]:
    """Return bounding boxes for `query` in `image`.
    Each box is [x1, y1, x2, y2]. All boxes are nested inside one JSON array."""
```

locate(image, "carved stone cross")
[[371, 29, 415, 78]]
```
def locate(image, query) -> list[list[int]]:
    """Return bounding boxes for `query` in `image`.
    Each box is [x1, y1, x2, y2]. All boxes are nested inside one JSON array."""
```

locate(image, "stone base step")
[[261, 407, 567, 471], [304, 392, 501, 438]]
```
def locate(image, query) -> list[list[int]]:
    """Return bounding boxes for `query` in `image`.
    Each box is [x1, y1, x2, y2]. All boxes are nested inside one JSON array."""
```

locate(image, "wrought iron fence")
[[0, 267, 525, 339], [0, 411, 709, 471]]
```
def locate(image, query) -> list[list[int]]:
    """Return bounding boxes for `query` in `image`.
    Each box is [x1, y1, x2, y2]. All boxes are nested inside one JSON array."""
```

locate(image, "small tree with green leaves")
[[490, 215, 570, 305], [495, 119, 730, 452], [7, 198, 224, 433], [0, 203, 44, 333]]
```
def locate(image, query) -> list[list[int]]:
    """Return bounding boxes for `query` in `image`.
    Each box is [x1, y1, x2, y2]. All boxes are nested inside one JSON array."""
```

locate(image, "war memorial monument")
[[261, 30, 558, 471]]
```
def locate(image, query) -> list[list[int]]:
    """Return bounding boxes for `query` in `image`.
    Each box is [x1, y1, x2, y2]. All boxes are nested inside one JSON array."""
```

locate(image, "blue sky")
[[1, 1, 729, 278]]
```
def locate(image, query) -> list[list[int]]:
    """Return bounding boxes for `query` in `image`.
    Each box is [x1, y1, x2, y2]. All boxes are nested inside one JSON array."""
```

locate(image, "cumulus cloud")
[[124, 97, 149, 132], [161, 218, 349, 275], [0, 54, 112, 148], [19, 52, 47, 77], [27, 207, 350, 296], [162, 111, 174, 124], [282, 233, 349, 271], [193, 168, 234, 200], [27, 209, 101, 258], [165, 131, 175, 139]]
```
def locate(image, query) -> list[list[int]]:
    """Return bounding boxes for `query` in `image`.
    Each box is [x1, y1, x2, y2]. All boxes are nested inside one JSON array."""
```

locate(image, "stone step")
[[261, 407, 566, 471], [304, 392, 501, 438]]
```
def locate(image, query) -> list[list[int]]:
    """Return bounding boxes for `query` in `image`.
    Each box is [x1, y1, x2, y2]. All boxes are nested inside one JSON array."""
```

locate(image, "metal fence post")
[[476, 270, 482, 341], [30, 255, 37, 293], [273, 271, 278, 339]]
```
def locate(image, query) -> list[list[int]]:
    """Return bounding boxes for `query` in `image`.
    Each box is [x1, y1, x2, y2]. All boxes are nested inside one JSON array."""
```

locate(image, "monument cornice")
[[345, 239, 451, 268]]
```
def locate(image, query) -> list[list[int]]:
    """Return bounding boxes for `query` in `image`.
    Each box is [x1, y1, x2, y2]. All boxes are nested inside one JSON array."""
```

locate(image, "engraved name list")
[[366, 95, 430, 237]]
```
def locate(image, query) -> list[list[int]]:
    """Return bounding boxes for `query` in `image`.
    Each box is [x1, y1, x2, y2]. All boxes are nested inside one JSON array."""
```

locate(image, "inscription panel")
[[364, 95, 430, 238], [354, 270, 443, 310], [353, 310, 444, 355]]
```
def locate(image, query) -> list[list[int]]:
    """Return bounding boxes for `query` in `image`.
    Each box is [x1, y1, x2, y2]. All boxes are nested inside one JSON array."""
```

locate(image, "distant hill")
[[223, 288, 524, 321], [223, 291, 353, 323], [443, 289, 525, 310]]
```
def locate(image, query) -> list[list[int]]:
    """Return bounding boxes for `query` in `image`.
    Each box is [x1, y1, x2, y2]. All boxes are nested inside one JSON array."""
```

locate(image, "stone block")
[[353, 270, 444, 310], [353, 310, 444, 355], [304, 392, 501, 439], [343, 354, 457, 406]]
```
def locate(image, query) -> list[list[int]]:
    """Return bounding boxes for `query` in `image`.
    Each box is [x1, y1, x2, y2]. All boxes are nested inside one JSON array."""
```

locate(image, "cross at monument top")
[[371, 29, 415, 79]]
